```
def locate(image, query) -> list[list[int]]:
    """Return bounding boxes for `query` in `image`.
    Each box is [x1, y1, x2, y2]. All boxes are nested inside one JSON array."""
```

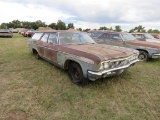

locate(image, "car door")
[[39, 33, 49, 57], [32, 32, 44, 56], [106, 34, 124, 47], [96, 33, 108, 43], [44, 32, 59, 63], [134, 34, 145, 41]]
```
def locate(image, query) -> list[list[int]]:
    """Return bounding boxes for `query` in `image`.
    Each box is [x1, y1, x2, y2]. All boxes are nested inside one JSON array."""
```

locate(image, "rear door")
[[39, 33, 49, 57], [133, 34, 145, 41], [44, 32, 59, 63], [106, 33, 124, 46]]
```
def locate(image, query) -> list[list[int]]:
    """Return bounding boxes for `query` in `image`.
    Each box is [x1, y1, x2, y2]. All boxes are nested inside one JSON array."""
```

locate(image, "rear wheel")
[[68, 62, 88, 86], [138, 51, 148, 61]]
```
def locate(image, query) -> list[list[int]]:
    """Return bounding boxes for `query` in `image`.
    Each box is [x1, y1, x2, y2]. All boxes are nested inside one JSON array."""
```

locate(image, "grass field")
[[0, 33, 159, 120]]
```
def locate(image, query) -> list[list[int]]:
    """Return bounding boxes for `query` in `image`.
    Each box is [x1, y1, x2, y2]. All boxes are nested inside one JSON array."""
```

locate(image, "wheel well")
[[136, 49, 148, 54], [32, 49, 38, 54], [64, 60, 80, 70]]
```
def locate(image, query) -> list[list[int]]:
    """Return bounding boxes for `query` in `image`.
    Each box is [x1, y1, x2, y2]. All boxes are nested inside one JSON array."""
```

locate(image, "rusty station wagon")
[[93, 31, 160, 61], [132, 33, 160, 43], [27, 30, 139, 86]]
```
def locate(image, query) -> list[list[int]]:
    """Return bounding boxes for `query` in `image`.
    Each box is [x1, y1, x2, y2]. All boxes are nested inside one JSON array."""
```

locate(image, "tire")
[[138, 51, 148, 61], [68, 62, 88, 86], [33, 50, 40, 59]]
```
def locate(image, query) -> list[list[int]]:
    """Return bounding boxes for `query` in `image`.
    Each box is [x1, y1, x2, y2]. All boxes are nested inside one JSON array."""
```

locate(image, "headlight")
[[103, 62, 109, 69], [99, 62, 109, 70]]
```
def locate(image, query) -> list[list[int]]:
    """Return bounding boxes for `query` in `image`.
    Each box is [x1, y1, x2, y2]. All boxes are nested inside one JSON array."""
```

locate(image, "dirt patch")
[[0, 111, 27, 120]]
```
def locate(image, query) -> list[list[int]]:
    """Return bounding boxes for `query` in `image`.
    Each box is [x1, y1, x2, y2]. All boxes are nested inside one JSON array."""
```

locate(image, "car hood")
[[60, 44, 135, 63], [126, 40, 160, 48]]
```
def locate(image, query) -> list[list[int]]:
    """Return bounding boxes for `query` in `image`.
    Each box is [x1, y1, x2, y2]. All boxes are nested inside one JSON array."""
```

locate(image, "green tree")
[[129, 29, 135, 33], [130, 25, 146, 33], [48, 23, 57, 29], [78, 28, 82, 31], [114, 25, 122, 32], [99, 26, 109, 30], [67, 23, 74, 29], [12, 20, 21, 28], [135, 25, 146, 32], [0, 23, 8, 29], [57, 20, 66, 30], [148, 29, 159, 33], [83, 28, 90, 32]]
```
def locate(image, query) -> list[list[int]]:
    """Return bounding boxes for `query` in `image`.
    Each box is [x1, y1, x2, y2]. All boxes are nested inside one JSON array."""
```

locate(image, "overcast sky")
[[0, 0, 160, 31]]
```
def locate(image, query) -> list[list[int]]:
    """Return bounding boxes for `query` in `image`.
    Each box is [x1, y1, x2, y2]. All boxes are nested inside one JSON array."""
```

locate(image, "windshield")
[[88, 32, 102, 38], [144, 33, 154, 39], [121, 33, 137, 41], [58, 32, 96, 45]]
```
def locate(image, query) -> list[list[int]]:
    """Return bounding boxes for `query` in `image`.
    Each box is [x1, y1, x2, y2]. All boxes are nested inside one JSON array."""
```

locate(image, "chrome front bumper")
[[88, 59, 139, 81], [152, 53, 160, 59]]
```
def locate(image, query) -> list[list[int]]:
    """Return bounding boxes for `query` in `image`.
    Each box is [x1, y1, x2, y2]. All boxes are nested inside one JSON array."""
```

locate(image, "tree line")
[[0, 19, 159, 33]]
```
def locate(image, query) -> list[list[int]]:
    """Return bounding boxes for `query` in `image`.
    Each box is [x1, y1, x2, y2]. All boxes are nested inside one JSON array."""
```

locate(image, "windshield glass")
[[144, 33, 154, 39], [121, 33, 137, 41], [59, 32, 96, 45], [88, 32, 102, 38]]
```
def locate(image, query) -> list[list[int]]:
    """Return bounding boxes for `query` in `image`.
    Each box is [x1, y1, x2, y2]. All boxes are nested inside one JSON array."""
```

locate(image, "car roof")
[[101, 31, 128, 34], [34, 30, 81, 33], [131, 33, 146, 34]]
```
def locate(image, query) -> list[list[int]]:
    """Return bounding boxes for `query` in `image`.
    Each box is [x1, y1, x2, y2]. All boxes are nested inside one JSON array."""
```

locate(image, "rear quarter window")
[[31, 33, 43, 40]]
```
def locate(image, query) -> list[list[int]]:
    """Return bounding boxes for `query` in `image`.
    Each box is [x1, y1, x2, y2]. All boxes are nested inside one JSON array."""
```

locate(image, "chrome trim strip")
[[153, 53, 160, 56]]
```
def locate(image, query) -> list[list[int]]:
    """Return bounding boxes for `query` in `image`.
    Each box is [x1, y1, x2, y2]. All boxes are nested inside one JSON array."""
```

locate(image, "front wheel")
[[68, 62, 88, 86], [138, 51, 148, 61], [33, 50, 40, 59]]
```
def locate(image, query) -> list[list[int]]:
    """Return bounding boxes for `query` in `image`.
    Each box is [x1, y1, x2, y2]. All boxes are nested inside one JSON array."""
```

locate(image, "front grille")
[[107, 54, 137, 69]]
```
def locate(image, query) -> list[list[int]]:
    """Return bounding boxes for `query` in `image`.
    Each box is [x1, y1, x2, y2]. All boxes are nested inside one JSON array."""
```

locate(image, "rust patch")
[[58, 44, 133, 63], [126, 40, 160, 48]]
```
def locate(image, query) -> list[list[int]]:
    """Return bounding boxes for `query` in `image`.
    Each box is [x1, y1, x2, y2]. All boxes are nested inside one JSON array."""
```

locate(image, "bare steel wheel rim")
[[71, 66, 82, 83]]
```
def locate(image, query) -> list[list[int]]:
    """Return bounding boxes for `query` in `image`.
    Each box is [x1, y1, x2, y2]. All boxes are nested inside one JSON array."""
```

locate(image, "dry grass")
[[0, 34, 160, 120]]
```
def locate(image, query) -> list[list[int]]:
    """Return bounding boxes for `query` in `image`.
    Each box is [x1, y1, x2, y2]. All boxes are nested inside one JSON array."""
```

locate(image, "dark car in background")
[[0, 29, 13, 38], [93, 31, 160, 61], [27, 30, 139, 86]]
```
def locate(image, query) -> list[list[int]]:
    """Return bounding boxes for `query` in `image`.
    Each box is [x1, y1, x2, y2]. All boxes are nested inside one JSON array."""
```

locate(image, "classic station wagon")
[[94, 31, 160, 61], [27, 30, 139, 86]]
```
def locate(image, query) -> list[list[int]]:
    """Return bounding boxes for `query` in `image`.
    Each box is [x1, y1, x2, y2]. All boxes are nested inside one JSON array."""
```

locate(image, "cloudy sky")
[[0, 0, 160, 31]]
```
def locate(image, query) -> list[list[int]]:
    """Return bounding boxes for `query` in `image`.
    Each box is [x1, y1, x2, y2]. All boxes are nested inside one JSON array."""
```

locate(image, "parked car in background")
[[87, 30, 113, 40], [93, 31, 160, 61], [150, 33, 160, 39], [132, 33, 160, 43], [23, 30, 36, 37], [19, 30, 28, 36], [0, 29, 13, 38], [28, 30, 139, 86]]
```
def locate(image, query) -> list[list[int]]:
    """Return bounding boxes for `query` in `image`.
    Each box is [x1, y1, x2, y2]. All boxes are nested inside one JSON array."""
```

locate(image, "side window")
[[41, 33, 49, 42], [111, 34, 122, 40], [48, 33, 58, 44], [100, 33, 109, 39], [31, 33, 43, 40], [135, 34, 144, 39], [72, 34, 81, 43]]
